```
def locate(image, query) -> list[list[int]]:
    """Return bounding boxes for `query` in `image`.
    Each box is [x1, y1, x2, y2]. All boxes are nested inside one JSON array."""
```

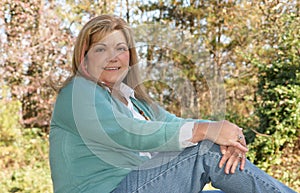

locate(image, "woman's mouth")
[[103, 66, 121, 71]]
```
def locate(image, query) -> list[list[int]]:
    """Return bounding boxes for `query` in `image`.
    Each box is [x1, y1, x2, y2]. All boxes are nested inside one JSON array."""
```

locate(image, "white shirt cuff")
[[179, 122, 198, 148]]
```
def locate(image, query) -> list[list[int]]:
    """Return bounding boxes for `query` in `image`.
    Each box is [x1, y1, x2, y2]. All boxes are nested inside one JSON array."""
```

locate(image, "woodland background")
[[0, 0, 299, 192]]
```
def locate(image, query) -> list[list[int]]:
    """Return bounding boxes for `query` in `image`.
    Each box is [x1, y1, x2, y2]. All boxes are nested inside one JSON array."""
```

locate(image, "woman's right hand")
[[191, 120, 248, 153]]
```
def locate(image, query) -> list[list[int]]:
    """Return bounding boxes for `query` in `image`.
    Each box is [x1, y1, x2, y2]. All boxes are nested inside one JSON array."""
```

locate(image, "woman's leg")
[[112, 140, 296, 193]]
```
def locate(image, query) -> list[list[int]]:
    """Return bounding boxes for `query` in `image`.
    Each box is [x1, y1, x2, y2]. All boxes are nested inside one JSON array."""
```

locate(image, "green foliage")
[[248, 13, 300, 189], [0, 89, 22, 146], [0, 96, 52, 193]]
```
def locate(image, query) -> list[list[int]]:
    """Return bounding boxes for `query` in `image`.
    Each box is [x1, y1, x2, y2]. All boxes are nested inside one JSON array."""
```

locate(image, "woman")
[[49, 15, 296, 193]]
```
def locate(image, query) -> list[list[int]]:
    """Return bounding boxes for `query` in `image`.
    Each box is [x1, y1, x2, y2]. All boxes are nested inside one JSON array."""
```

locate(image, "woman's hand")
[[219, 145, 246, 174], [192, 120, 248, 153]]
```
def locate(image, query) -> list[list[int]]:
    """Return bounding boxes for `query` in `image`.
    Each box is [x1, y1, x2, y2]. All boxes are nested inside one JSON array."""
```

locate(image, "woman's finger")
[[223, 147, 237, 174], [224, 155, 235, 174], [230, 153, 242, 174], [219, 146, 230, 168], [239, 154, 246, 171], [220, 145, 228, 155], [237, 132, 247, 148], [231, 141, 248, 152]]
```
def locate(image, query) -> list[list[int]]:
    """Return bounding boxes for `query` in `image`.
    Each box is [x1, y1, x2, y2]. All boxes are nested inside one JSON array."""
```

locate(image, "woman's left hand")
[[219, 145, 246, 174]]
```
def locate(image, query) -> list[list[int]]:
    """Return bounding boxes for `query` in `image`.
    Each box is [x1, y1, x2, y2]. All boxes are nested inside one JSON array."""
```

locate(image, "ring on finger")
[[238, 153, 243, 159], [238, 134, 243, 142], [237, 134, 243, 142]]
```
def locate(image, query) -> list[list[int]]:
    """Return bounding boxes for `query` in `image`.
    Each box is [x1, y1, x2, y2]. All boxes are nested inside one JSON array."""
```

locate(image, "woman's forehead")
[[92, 30, 127, 45]]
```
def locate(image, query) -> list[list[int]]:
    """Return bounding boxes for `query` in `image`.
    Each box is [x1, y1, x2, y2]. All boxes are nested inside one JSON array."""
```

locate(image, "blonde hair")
[[56, 15, 151, 103]]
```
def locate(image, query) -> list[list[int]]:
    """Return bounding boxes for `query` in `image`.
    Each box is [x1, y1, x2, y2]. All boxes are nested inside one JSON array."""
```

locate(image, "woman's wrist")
[[190, 122, 210, 143]]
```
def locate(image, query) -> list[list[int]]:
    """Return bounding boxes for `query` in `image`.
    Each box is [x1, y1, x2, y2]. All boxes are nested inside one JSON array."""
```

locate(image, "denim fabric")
[[112, 140, 296, 193]]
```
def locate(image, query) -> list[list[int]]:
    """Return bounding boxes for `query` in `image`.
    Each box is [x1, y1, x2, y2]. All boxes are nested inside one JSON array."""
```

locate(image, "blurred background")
[[0, 0, 299, 192]]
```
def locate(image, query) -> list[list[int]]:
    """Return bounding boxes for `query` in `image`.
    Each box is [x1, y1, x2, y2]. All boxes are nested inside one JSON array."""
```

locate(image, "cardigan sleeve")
[[147, 101, 212, 148], [70, 77, 192, 152]]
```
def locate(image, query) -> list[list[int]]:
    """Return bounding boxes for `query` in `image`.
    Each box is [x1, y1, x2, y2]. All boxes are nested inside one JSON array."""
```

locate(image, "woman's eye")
[[96, 48, 105, 52], [117, 46, 128, 51]]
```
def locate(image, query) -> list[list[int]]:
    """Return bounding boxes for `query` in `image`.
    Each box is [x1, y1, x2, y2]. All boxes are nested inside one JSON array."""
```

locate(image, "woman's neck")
[[104, 83, 128, 106]]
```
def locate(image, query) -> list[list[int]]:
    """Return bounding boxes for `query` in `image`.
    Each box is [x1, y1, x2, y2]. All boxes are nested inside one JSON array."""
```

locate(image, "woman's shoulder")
[[59, 76, 106, 95], [54, 76, 109, 109]]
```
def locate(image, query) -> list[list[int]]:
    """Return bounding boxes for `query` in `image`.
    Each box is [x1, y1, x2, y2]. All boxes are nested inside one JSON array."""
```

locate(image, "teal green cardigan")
[[50, 77, 204, 193]]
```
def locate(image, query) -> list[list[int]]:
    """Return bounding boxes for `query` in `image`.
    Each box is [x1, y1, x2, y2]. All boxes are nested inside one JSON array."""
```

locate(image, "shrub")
[[0, 91, 52, 193]]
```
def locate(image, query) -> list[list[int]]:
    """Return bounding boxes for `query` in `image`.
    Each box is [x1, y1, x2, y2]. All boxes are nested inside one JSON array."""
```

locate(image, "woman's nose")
[[106, 49, 118, 62]]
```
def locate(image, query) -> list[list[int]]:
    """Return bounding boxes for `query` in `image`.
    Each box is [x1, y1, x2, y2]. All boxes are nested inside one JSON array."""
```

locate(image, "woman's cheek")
[[120, 52, 130, 62]]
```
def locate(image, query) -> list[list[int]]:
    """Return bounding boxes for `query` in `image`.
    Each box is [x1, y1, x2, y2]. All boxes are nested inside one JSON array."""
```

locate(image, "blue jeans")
[[112, 140, 296, 193]]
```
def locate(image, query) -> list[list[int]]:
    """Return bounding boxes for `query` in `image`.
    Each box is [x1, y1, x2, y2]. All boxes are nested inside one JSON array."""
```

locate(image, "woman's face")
[[86, 30, 130, 86]]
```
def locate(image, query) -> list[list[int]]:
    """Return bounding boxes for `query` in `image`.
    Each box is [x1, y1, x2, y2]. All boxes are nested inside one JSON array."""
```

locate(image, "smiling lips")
[[103, 66, 121, 71]]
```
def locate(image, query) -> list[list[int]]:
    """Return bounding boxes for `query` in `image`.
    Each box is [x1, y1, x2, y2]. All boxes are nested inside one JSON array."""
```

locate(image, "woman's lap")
[[112, 140, 295, 193]]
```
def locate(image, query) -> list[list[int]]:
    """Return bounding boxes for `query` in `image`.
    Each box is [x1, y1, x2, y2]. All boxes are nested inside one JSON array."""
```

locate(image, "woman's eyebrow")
[[116, 42, 128, 46], [94, 43, 107, 46], [94, 42, 127, 46]]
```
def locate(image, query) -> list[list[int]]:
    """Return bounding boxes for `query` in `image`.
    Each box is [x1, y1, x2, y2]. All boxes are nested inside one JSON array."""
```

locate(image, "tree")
[[131, 0, 261, 126], [0, 0, 73, 130]]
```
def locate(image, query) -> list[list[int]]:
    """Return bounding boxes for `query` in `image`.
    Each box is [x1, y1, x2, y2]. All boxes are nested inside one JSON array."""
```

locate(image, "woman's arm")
[[152, 105, 248, 152]]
